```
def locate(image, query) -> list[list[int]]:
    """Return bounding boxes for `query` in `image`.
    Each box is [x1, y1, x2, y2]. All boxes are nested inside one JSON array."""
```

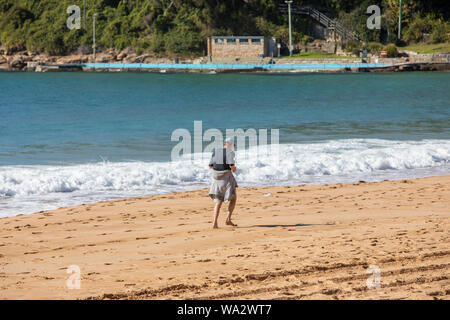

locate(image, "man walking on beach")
[[208, 137, 238, 229]]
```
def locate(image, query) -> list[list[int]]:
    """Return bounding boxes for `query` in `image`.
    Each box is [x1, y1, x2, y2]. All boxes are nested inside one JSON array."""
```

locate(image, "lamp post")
[[398, 0, 402, 39], [93, 13, 97, 62], [83, 0, 86, 28], [285, 1, 293, 56]]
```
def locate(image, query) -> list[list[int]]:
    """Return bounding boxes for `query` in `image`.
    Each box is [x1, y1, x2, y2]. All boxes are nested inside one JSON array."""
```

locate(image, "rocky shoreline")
[[1, 47, 449, 73], [0, 48, 204, 71]]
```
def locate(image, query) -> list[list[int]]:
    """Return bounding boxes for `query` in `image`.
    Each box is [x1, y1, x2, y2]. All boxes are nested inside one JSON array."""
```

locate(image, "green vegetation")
[[401, 42, 450, 54], [345, 40, 362, 56], [385, 43, 398, 57], [282, 52, 355, 59], [347, 41, 450, 57], [0, 0, 292, 56], [367, 42, 384, 55], [0, 0, 448, 56], [403, 13, 449, 44], [337, 0, 449, 44], [346, 42, 400, 57]]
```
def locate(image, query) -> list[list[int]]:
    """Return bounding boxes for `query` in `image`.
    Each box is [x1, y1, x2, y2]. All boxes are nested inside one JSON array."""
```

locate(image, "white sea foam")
[[1, 139, 449, 217]]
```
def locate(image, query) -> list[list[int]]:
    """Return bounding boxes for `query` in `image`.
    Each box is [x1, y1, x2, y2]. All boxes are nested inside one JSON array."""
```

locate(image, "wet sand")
[[0, 175, 449, 300]]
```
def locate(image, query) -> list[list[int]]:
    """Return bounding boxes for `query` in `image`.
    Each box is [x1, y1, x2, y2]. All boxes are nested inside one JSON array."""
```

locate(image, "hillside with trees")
[[0, 0, 448, 57]]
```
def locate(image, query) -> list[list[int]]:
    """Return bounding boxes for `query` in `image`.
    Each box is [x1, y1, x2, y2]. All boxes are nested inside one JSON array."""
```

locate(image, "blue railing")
[[46, 62, 393, 70]]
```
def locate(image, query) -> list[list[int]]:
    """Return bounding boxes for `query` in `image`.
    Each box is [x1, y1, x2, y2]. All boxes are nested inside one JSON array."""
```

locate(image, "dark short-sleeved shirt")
[[209, 148, 235, 171]]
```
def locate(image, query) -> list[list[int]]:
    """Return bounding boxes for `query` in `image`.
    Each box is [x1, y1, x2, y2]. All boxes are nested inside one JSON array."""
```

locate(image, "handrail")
[[279, 4, 360, 41]]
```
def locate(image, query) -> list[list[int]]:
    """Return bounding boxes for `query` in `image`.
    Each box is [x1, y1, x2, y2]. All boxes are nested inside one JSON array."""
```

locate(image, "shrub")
[[404, 13, 433, 43], [274, 26, 303, 47], [301, 35, 313, 45], [404, 13, 449, 44], [254, 17, 277, 37], [345, 40, 361, 53], [367, 42, 383, 55], [148, 33, 165, 54], [431, 19, 449, 43], [385, 43, 398, 57], [164, 26, 203, 55], [76, 44, 91, 55]]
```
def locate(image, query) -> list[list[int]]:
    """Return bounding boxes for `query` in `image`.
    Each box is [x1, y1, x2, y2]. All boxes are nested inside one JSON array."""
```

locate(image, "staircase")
[[278, 4, 360, 41]]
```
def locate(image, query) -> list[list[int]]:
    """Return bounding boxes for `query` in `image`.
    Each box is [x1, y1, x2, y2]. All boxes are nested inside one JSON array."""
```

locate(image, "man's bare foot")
[[213, 224, 219, 229], [225, 220, 237, 227]]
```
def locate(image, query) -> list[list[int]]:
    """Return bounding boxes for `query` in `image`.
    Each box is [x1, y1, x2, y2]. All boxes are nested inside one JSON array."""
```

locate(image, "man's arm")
[[209, 149, 215, 169], [228, 150, 237, 172]]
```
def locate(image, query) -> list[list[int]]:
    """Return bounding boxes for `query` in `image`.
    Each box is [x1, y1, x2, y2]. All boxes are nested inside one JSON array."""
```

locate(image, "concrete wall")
[[208, 37, 276, 58], [406, 53, 450, 63], [369, 53, 450, 64]]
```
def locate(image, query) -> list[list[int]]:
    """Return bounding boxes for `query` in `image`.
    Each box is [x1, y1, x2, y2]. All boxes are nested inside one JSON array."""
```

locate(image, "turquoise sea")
[[0, 72, 449, 216]]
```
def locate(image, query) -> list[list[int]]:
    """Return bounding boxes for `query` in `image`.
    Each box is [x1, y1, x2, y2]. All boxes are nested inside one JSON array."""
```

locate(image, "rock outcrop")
[[10, 58, 26, 70]]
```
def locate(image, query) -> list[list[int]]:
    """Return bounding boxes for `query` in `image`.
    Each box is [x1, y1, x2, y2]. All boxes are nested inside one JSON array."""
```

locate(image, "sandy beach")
[[0, 175, 449, 300]]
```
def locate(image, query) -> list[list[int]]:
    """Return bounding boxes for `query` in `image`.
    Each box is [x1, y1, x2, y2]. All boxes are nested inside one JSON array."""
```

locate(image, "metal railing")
[[278, 4, 360, 41]]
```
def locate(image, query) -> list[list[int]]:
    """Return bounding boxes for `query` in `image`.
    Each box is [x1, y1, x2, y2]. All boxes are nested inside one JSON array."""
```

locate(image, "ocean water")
[[0, 72, 449, 217]]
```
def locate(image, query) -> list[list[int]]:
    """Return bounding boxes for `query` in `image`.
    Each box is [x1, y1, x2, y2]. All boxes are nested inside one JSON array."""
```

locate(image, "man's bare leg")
[[213, 201, 223, 229], [226, 198, 237, 226]]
